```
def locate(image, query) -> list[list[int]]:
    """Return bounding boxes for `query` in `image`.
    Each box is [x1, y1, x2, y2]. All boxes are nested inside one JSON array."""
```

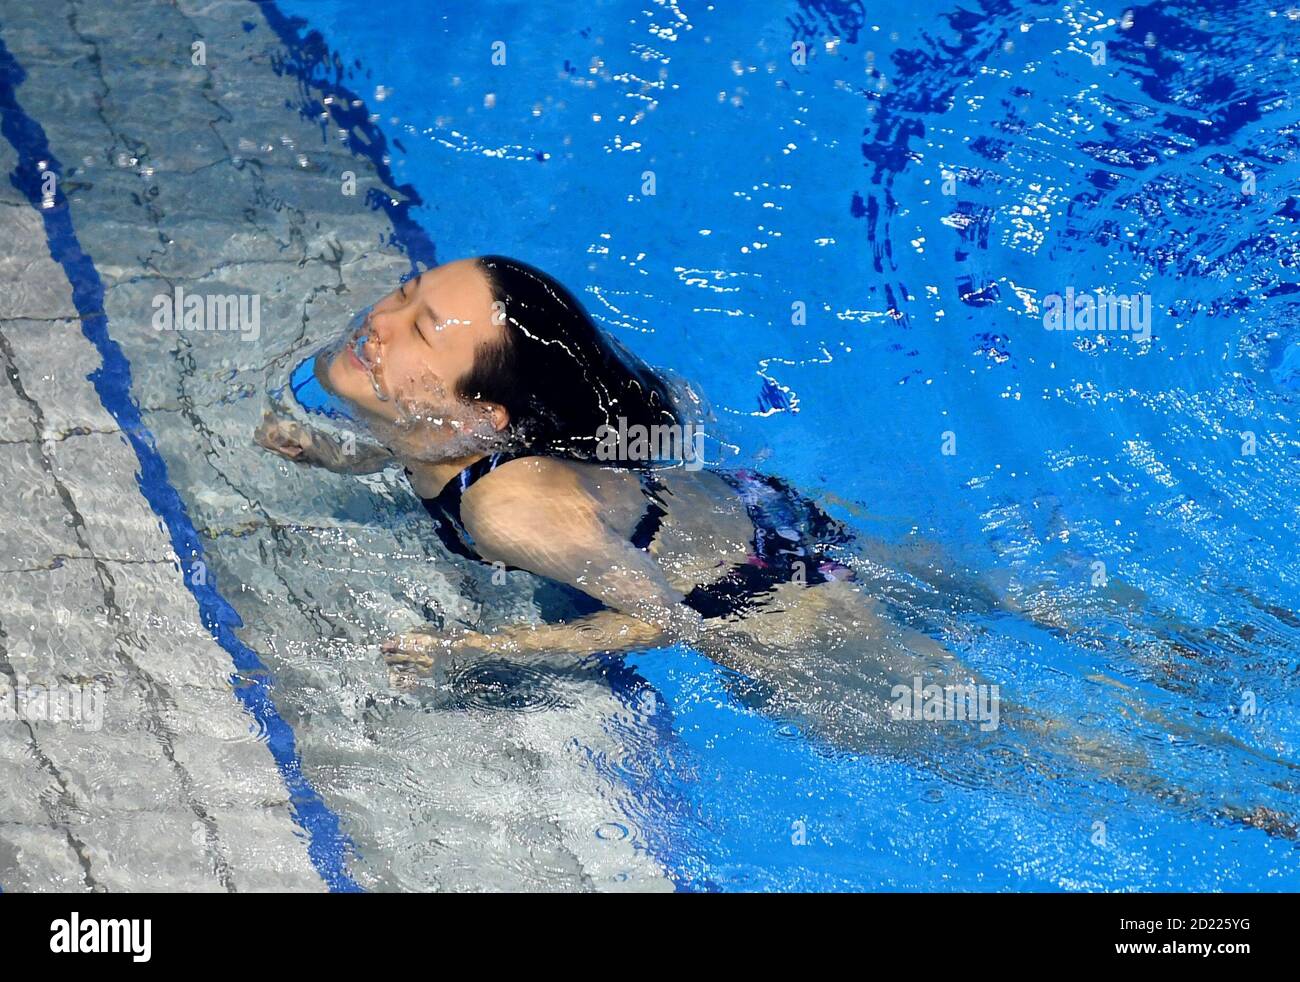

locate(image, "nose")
[[368, 306, 399, 341]]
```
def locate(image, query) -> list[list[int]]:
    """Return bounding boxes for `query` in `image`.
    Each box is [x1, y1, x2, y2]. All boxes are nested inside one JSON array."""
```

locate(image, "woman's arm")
[[382, 609, 671, 666], [255, 412, 394, 474]]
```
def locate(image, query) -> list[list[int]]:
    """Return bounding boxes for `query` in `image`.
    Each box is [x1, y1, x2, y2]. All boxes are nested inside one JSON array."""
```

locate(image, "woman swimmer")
[[254, 256, 991, 742], [253, 256, 1298, 834]]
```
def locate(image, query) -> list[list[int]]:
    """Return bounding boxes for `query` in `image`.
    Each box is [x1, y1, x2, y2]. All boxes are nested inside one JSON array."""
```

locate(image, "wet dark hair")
[[460, 255, 684, 462]]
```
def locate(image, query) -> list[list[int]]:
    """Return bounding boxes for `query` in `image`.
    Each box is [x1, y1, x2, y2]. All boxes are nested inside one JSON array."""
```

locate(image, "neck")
[[405, 450, 489, 499]]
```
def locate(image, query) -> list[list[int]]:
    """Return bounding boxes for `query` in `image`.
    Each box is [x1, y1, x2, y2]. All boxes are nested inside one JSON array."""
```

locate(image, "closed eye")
[[415, 303, 440, 346]]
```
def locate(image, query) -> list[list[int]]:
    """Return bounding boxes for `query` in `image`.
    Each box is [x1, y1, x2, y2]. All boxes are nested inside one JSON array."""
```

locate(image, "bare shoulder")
[[465, 456, 591, 517], [477, 455, 585, 497], [459, 456, 601, 557]]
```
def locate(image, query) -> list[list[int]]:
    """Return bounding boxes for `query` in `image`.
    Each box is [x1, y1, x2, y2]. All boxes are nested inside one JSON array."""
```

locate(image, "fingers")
[[380, 631, 444, 655], [254, 412, 309, 459], [380, 630, 452, 671], [383, 648, 434, 671], [379, 628, 495, 673], [253, 412, 275, 447]]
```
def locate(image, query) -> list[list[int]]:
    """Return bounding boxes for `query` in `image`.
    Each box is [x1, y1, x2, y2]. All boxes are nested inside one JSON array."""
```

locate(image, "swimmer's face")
[[322, 258, 508, 456]]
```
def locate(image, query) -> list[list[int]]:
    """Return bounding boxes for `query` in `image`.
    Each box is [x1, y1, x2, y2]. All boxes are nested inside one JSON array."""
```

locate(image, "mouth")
[[344, 325, 388, 401]]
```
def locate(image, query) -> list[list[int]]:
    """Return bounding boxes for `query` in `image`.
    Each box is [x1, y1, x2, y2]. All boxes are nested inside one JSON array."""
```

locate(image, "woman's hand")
[[255, 411, 396, 474], [381, 624, 498, 671], [255, 411, 315, 462]]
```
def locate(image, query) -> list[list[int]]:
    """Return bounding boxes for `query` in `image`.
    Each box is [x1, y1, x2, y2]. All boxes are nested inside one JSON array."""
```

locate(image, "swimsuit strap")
[[430, 450, 526, 532], [630, 469, 668, 550]]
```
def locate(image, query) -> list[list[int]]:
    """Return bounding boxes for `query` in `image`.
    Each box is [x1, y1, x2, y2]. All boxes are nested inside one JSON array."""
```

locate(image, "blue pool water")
[[263, 0, 1300, 890]]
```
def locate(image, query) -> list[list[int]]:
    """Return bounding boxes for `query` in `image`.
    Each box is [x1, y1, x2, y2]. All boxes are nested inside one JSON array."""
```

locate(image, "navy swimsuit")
[[414, 454, 853, 619]]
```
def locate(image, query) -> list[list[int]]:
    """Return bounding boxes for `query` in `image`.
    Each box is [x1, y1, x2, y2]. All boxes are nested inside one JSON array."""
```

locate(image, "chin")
[[320, 351, 360, 399]]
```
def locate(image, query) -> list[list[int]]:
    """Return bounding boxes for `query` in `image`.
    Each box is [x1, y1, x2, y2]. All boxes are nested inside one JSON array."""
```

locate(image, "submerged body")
[[254, 256, 1298, 837], [260, 400, 1006, 757]]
